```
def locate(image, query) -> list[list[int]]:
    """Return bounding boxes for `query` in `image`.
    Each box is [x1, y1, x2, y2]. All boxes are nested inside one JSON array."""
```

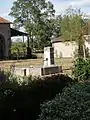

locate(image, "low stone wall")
[[13, 65, 62, 77], [14, 67, 41, 76]]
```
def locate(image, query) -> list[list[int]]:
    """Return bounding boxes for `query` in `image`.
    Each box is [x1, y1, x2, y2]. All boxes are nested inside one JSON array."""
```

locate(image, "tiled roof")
[[51, 36, 68, 43], [0, 17, 11, 23], [51, 36, 74, 43], [51, 37, 63, 43]]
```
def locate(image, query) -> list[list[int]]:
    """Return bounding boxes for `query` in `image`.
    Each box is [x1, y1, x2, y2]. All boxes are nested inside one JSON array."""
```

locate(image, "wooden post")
[[27, 35, 32, 58], [27, 35, 29, 48], [22, 35, 24, 43], [24, 69, 26, 76]]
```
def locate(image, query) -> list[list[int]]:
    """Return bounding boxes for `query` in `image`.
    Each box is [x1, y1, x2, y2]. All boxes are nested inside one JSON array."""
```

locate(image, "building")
[[0, 17, 11, 59], [0, 17, 28, 60], [51, 36, 90, 58]]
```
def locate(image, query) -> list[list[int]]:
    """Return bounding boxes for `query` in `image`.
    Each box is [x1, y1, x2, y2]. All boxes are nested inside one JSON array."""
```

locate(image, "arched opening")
[[0, 34, 5, 60]]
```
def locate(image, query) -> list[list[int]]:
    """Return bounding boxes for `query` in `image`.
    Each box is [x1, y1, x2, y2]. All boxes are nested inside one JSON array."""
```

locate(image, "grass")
[[55, 58, 73, 75]]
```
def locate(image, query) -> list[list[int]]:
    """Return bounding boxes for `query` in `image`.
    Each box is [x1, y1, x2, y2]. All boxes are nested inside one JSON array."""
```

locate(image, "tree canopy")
[[10, 2, 89, 55], [9, 0, 56, 50], [61, 8, 89, 58]]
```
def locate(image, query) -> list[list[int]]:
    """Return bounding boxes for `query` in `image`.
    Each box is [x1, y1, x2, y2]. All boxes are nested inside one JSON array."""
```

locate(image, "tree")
[[9, 0, 55, 50], [61, 7, 89, 59], [51, 15, 62, 37]]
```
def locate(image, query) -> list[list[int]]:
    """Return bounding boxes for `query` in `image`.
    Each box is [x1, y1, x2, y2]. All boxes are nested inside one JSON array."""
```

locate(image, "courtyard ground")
[[0, 57, 73, 75]]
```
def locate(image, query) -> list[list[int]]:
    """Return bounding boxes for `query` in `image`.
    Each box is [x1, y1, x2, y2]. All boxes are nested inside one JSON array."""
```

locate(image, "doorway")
[[0, 34, 5, 60]]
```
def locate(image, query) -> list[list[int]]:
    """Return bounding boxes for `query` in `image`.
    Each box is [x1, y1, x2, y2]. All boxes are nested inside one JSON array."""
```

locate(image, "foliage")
[[61, 7, 89, 58], [0, 73, 72, 120], [72, 58, 90, 81], [50, 15, 62, 37], [11, 41, 27, 59], [9, 0, 55, 50], [38, 81, 90, 120], [73, 46, 90, 58]]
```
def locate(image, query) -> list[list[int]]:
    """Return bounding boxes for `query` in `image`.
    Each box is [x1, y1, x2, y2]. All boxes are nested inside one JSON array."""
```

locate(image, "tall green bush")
[[38, 81, 90, 120], [72, 58, 90, 81]]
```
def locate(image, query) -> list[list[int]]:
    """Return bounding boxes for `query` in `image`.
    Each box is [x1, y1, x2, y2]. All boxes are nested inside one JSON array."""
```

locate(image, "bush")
[[0, 73, 72, 120], [72, 58, 90, 81], [31, 54, 37, 59], [10, 41, 27, 59], [38, 81, 90, 120]]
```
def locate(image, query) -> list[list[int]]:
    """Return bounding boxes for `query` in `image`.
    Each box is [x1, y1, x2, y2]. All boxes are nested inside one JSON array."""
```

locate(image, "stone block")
[[41, 65, 62, 76], [44, 47, 54, 67]]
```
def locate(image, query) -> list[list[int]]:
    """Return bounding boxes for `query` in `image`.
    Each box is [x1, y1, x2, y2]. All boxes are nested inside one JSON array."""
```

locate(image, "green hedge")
[[0, 73, 72, 120], [72, 58, 90, 81], [38, 81, 90, 120]]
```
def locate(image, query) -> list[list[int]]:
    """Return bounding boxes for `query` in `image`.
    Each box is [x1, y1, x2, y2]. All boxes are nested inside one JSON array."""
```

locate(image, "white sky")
[[0, 0, 90, 22]]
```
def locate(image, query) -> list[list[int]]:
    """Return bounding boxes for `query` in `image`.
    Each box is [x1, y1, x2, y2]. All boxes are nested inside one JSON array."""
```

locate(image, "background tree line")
[[10, 0, 90, 58]]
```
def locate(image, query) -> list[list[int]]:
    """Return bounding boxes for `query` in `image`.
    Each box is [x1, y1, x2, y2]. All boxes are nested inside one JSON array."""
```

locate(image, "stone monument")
[[41, 47, 62, 76], [44, 47, 54, 67]]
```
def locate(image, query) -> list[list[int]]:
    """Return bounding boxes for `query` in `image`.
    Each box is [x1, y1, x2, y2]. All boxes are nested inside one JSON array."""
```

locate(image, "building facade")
[[51, 36, 90, 58], [0, 17, 29, 60]]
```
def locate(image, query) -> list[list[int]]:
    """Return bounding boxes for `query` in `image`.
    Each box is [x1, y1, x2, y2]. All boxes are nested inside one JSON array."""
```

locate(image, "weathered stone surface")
[[13, 65, 62, 77], [44, 47, 54, 67], [14, 67, 41, 76]]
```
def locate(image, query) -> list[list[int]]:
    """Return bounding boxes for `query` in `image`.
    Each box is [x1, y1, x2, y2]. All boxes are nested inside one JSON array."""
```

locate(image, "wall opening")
[[0, 34, 5, 60]]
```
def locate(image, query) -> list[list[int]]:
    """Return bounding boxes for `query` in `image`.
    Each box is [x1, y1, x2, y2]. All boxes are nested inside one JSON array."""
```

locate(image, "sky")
[[0, 0, 90, 22]]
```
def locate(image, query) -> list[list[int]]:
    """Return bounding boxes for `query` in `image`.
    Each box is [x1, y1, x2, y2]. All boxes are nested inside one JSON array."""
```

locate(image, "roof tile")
[[0, 17, 11, 23]]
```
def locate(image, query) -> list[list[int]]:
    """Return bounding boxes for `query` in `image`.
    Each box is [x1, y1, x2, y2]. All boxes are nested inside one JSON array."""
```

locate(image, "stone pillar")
[[44, 47, 54, 67]]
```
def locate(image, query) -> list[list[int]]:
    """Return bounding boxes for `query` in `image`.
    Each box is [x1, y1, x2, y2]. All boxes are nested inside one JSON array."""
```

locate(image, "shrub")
[[31, 54, 37, 59], [0, 74, 72, 120], [72, 58, 90, 81], [38, 81, 90, 120], [10, 41, 27, 60]]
